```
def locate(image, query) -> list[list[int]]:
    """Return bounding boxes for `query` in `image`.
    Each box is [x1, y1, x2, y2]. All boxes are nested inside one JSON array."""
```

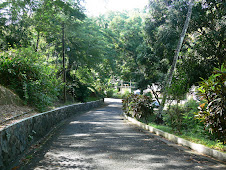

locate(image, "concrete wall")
[[0, 100, 103, 170]]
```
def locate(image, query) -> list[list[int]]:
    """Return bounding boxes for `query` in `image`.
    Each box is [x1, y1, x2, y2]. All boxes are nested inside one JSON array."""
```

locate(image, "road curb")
[[123, 113, 226, 162]]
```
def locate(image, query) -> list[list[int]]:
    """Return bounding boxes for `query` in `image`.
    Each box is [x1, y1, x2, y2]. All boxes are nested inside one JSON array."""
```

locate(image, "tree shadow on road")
[[22, 99, 225, 170]]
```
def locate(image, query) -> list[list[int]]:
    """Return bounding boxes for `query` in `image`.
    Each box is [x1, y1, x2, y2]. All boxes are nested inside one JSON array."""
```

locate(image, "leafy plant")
[[182, 99, 203, 131], [195, 65, 226, 143], [164, 104, 185, 132], [0, 47, 60, 111], [122, 94, 154, 123], [164, 99, 203, 133], [122, 90, 131, 99], [71, 80, 91, 103], [166, 72, 189, 101], [106, 88, 115, 98]]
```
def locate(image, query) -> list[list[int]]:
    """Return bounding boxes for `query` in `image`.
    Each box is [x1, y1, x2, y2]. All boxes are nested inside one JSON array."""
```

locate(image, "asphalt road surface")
[[22, 98, 225, 170]]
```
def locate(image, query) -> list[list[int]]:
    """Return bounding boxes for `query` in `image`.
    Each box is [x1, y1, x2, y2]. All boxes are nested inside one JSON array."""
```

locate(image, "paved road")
[[23, 98, 225, 170]]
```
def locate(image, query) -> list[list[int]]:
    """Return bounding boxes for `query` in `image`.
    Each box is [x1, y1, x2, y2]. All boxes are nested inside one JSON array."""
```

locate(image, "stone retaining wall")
[[0, 100, 103, 169]]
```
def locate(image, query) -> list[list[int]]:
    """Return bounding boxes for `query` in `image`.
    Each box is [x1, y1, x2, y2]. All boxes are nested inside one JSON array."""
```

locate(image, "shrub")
[[183, 99, 202, 131], [106, 88, 114, 98], [122, 94, 154, 123], [122, 90, 130, 99], [164, 104, 185, 132], [71, 80, 91, 103], [0, 47, 60, 111], [112, 92, 122, 99], [166, 72, 189, 101], [164, 99, 202, 133], [195, 65, 226, 143]]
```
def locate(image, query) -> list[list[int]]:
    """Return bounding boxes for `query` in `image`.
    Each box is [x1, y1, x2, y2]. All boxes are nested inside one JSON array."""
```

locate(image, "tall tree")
[[158, 0, 194, 120]]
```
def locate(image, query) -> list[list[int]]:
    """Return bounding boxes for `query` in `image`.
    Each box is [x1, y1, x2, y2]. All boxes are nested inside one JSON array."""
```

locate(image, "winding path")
[[23, 98, 224, 169]]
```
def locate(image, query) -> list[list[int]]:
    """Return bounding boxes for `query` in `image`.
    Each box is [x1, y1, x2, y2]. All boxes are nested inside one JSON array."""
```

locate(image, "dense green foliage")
[[164, 99, 201, 133], [143, 0, 225, 89], [122, 94, 154, 123], [0, 47, 59, 111], [196, 65, 226, 143], [0, 0, 88, 109], [0, 0, 225, 146], [0, 0, 118, 108]]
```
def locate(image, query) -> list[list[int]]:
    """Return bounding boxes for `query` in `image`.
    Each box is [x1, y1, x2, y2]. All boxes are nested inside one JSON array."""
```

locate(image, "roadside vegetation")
[[0, 0, 225, 151], [122, 66, 226, 152]]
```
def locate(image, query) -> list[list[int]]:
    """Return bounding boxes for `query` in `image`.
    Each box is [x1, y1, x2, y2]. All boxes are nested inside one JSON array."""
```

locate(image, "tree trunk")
[[151, 86, 160, 105], [62, 22, 66, 103], [35, 31, 40, 52], [157, 0, 194, 123]]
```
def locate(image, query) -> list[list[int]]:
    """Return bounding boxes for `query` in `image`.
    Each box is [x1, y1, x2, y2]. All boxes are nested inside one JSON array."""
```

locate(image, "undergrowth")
[[145, 119, 226, 152], [137, 100, 226, 153]]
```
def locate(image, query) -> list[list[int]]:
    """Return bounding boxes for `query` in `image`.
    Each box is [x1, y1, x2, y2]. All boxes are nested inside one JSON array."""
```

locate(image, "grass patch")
[[146, 121, 226, 153], [148, 123, 172, 134], [179, 132, 225, 152]]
